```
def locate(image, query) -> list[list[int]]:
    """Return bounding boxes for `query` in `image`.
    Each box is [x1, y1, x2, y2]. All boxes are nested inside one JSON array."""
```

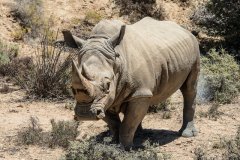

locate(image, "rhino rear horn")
[[62, 30, 86, 48], [108, 25, 126, 48]]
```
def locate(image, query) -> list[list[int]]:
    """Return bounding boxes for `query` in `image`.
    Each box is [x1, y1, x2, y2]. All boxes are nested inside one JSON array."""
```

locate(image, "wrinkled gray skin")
[[62, 17, 200, 149]]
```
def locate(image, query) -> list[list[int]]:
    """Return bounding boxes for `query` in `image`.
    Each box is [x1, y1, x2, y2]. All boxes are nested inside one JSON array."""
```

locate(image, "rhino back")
[[91, 19, 124, 37], [116, 17, 200, 103]]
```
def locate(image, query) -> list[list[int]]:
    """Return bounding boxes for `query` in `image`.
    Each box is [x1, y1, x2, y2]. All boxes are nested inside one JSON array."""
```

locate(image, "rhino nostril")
[[96, 109, 102, 115]]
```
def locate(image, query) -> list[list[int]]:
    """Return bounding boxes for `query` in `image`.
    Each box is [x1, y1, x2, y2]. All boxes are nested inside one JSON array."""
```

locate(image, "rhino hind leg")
[[179, 60, 200, 137], [103, 111, 121, 142]]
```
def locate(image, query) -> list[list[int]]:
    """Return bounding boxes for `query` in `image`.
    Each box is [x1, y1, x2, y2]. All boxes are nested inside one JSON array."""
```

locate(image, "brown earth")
[[0, 0, 240, 159]]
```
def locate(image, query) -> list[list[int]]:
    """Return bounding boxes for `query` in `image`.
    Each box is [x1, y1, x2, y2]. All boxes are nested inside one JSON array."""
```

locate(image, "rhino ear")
[[62, 30, 86, 48], [108, 25, 126, 48]]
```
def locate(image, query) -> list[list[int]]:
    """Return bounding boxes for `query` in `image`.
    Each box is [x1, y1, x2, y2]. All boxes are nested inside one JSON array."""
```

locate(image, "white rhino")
[[62, 17, 200, 149]]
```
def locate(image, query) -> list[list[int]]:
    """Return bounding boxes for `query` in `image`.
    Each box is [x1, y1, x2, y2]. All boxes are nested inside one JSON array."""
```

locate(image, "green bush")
[[199, 49, 240, 104], [64, 138, 163, 160], [0, 40, 18, 65], [191, 1, 240, 57], [49, 119, 79, 148]]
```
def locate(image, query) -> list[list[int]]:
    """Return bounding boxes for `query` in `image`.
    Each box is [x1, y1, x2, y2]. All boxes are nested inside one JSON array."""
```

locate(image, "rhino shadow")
[[134, 129, 179, 147], [93, 128, 179, 149]]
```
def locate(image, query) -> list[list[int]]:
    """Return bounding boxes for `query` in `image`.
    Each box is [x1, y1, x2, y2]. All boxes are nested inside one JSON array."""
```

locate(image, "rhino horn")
[[62, 30, 86, 48], [72, 60, 82, 80], [108, 25, 126, 48]]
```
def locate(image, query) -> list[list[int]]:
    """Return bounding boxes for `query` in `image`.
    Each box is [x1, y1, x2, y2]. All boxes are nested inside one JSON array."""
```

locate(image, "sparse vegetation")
[[9, 30, 76, 99], [191, 0, 240, 58], [17, 117, 79, 148], [63, 138, 163, 160], [194, 126, 240, 159], [199, 49, 240, 104], [0, 40, 19, 66], [114, 0, 166, 23], [84, 10, 103, 25], [148, 99, 171, 113], [194, 147, 207, 160], [71, 11, 104, 40], [11, 0, 46, 40], [17, 116, 44, 145], [198, 103, 223, 121], [49, 119, 79, 148]]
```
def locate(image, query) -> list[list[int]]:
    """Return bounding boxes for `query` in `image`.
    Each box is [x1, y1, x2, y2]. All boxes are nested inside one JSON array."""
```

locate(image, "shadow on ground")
[[94, 129, 179, 149]]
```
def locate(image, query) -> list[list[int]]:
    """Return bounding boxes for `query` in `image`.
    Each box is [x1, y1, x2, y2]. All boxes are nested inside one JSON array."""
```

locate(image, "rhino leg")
[[119, 98, 149, 150], [179, 60, 199, 137], [103, 111, 121, 142]]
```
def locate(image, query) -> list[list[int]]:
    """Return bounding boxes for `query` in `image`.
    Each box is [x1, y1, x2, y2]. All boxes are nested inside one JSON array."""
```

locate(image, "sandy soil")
[[0, 0, 240, 159], [0, 77, 239, 160]]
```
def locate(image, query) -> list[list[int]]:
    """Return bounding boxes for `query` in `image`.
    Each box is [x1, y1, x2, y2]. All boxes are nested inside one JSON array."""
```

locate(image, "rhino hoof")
[[179, 122, 198, 137]]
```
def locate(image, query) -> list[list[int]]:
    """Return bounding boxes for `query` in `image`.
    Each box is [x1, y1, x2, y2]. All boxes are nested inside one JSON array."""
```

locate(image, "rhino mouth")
[[74, 102, 105, 121]]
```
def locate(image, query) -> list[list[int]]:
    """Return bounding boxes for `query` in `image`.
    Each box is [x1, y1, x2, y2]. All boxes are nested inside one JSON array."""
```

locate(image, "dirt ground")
[[0, 77, 239, 160], [0, 0, 240, 159]]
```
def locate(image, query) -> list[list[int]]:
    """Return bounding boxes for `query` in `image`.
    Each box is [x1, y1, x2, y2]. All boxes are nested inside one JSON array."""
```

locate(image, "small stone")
[[17, 105, 24, 108]]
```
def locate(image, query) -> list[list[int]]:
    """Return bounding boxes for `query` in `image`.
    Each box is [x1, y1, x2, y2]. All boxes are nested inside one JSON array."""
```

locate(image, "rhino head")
[[62, 25, 126, 120]]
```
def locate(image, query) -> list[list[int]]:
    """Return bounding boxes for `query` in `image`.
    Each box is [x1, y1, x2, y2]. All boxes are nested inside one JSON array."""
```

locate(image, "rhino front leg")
[[103, 111, 121, 142], [119, 98, 149, 149], [179, 60, 199, 137]]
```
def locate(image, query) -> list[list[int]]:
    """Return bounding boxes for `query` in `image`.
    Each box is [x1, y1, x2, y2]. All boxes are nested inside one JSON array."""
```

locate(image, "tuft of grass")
[[199, 48, 240, 104], [162, 111, 172, 119], [0, 40, 19, 66], [63, 138, 163, 160], [223, 126, 240, 159], [49, 119, 79, 148], [212, 138, 228, 149], [194, 147, 207, 160], [198, 103, 223, 121], [148, 99, 171, 113], [17, 116, 44, 145], [84, 10, 103, 25]]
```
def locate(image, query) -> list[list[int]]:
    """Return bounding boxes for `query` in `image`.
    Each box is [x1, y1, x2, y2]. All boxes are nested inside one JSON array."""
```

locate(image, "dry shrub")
[[11, 0, 55, 41], [17, 117, 79, 148], [148, 99, 170, 113], [64, 138, 163, 160], [199, 49, 240, 104], [113, 0, 166, 23], [13, 30, 76, 99], [194, 147, 207, 160], [11, 0, 45, 39], [71, 10, 103, 40], [17, 116, 44, 145], [49, 119, 79, 148]]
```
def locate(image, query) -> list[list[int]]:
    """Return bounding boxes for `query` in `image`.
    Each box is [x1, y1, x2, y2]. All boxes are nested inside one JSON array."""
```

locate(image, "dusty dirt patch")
[[0, 80, 239, 160]]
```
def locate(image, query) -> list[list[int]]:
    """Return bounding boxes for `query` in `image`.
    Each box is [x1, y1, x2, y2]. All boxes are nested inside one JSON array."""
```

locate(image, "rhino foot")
[[179, 121, 198, 137]]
